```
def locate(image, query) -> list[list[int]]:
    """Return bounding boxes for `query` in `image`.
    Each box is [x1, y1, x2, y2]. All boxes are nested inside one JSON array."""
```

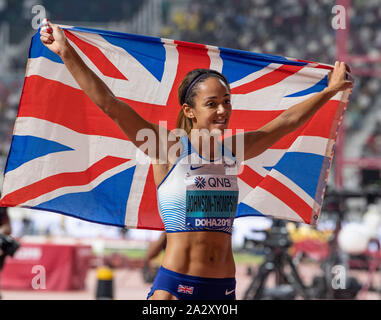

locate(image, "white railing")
[[0, 22, 10, 73], [126, 0, 163, 36], [52, 0, 163, 36]]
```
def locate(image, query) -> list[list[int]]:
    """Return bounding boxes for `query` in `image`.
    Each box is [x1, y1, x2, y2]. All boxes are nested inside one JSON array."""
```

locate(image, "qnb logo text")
[[208, 177, 232, 188]]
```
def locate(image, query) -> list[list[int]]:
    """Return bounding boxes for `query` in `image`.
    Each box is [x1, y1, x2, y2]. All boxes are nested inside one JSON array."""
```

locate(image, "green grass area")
[[233, 251, 264, 265], [103, 248, 264, 266], [103, 248, 146, 259]]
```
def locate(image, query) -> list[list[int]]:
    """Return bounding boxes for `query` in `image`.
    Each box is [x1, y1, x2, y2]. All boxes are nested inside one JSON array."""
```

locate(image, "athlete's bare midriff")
[[152, 150, 236, 280], [162, 231, 236, 278]]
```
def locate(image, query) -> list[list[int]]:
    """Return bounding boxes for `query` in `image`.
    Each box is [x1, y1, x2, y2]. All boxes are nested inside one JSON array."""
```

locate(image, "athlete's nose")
[[217, 103, 228, 115]]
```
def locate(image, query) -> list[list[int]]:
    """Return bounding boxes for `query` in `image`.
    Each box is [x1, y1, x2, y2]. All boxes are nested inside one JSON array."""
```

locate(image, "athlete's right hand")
[[40, 20, 69, 57]]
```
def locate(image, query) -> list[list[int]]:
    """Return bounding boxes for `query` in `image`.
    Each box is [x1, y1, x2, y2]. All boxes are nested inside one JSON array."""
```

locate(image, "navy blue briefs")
[[147, 266, 236, 300]]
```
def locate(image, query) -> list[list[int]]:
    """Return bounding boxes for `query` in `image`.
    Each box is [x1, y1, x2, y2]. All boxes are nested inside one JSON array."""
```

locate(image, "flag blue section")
[[219, 47, 307, 83], [272, 152, 324, 198], [236, 202, 265, 217], [285, 75, 328, 97], [5, 135, 73, 174], [220, 52, 270, 84], [102, 35, 166, 82], [34, 166, 136, 227]]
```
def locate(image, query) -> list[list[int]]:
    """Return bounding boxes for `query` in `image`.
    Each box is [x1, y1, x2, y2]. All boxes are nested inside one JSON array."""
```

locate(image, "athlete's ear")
[[182, 103, 194, 119]]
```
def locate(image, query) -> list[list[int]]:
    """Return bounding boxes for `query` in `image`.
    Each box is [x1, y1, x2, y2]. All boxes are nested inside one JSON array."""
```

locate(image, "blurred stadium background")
[[0, 0, 381, 300]]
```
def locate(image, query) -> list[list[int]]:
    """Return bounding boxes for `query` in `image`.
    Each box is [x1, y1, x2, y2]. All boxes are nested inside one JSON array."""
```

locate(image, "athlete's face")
[[185, 77, 232, 133]]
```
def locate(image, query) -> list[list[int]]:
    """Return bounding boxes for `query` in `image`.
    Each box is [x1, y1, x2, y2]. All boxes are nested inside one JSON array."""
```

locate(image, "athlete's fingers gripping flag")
[[0, 25, 351, 229]]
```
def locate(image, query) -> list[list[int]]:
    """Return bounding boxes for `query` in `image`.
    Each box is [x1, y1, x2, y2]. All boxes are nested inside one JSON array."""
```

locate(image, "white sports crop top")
[[157, 135, 239, 235]]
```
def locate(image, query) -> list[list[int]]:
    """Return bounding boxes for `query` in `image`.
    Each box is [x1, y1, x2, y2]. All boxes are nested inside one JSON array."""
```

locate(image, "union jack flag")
[[178, 284, 194, 295], [0, 25, 350, 229]]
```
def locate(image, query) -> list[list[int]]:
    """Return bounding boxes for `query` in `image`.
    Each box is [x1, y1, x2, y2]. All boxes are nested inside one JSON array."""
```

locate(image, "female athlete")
[[40, 21, 353, 300]]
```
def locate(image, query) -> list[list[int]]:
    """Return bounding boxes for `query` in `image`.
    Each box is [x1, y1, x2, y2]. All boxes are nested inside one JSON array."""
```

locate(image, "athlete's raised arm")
[[228, 61, 353, 162], [40, 21, 177, 163]]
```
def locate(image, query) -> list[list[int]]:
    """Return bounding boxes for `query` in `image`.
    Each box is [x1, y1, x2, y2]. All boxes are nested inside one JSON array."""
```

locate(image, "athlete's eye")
[[206, 101, 216, 107]]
